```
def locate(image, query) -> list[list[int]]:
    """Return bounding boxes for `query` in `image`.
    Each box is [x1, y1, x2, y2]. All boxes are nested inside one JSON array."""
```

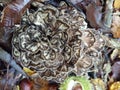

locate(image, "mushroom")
[[12, 1, 106, 82]]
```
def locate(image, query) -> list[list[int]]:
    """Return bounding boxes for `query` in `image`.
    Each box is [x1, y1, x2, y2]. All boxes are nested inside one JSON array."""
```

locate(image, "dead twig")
[[0, 47, 27, 77], [4, 64, 10, 90], [103, 0, 114, 28]]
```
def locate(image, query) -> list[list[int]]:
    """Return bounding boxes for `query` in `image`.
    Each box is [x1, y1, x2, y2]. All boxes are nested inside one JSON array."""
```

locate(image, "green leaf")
[[60, 76, 92, 90]]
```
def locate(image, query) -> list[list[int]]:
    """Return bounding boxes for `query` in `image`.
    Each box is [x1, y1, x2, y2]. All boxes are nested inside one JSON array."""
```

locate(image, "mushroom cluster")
[[12, 1, 106, 82]]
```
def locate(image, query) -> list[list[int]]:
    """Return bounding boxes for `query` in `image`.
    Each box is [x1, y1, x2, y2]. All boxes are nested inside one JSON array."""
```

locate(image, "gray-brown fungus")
[[12, 1, 107, 82]]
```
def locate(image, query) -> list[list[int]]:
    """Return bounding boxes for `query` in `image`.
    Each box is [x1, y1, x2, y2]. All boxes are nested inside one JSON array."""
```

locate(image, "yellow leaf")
[[91, 78, 106, 90], [13, 85, 20, 90], [23, 67, 36, 76], [114, 0, 120, 9], [17, 85, 20, 90], [110, 82, 120, 90]]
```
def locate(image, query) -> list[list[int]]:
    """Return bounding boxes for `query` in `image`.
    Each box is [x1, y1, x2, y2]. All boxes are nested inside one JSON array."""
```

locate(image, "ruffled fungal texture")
[[12, 1, 106, 82]]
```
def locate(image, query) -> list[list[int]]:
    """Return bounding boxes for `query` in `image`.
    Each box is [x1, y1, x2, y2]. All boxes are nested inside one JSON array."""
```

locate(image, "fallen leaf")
[[91, 78, 106, 90], [109, 81, 120, 90], [86, 3, 103, 29], [23, 67, 36, 76], [30, 73, 59, 90], [111, 11, 120, 38], [13, 85, 20, 90], [32, 76, 49, 90], [19, 78, 33, 90], [114, 0, 120, 9]]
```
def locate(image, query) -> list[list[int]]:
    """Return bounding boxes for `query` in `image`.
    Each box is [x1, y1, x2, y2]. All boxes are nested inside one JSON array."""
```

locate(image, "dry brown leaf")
[[0, 0, 31, 27], [114, 0, 120, 9], [111, 11, 120, 38], [32, 76, 49, 90], [19, 78, 33, 90]]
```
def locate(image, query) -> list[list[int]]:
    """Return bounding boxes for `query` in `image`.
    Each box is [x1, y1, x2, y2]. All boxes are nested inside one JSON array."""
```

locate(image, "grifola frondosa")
[[12, 1, 106, 82]]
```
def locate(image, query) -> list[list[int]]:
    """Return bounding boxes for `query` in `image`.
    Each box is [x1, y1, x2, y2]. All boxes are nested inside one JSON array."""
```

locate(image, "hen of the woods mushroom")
[[12, 1, 110, 82]]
